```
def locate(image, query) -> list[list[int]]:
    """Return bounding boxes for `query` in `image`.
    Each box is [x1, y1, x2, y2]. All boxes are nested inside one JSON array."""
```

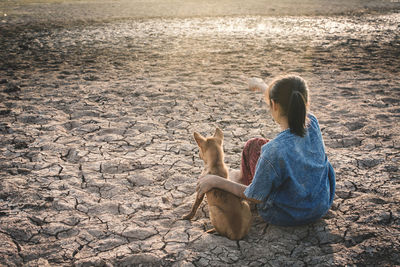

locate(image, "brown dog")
[[182, 128, 252, 240]]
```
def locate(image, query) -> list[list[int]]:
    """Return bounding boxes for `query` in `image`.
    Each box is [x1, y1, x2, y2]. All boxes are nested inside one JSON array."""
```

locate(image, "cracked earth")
[[0, 1, 400, 266]]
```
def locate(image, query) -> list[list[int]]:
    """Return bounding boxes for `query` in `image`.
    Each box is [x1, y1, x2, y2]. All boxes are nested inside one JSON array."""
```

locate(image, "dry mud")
[[0, 1, 400, 266]]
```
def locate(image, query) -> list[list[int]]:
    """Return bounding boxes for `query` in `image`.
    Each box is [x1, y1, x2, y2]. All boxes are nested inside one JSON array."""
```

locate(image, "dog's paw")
[[182, 213, 193, 220], [206, 228, 217, 234]]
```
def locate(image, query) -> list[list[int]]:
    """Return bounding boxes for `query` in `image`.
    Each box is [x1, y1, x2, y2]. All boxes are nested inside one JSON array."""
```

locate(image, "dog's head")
[[193, 128, 224, 165]]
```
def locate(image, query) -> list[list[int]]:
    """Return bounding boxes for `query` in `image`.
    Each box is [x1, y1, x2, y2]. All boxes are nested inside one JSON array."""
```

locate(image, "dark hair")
[[267, 75, 308, 137]]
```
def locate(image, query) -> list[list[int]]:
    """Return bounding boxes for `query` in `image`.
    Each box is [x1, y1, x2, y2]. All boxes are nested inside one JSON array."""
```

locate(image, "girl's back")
[[245, 114, 335, 226]]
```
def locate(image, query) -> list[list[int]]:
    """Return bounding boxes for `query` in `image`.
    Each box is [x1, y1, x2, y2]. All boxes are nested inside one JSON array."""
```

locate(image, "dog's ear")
[[194, 132, 206, 148], [214, 127, 224, 142]]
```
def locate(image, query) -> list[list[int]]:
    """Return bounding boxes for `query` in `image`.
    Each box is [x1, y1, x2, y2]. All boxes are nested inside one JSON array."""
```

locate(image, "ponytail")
[[268, 75, 309, 137], [288, 91, 307, 137]]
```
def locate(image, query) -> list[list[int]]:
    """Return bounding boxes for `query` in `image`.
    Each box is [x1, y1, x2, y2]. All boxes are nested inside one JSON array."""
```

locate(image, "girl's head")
[[265, 75, 309, 137]]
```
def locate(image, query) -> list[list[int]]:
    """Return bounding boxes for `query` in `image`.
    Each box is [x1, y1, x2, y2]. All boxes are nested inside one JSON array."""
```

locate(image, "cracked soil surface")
[[0, 0, 399, 266]]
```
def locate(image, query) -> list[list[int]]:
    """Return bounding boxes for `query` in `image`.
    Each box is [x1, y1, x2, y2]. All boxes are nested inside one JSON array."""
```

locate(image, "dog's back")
[[196, 129, 252, 240]]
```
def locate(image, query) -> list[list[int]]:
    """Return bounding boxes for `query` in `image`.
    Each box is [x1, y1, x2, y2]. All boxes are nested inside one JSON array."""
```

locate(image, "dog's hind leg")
[[182, 193, 205, 220], [208, 205, 233, 238]]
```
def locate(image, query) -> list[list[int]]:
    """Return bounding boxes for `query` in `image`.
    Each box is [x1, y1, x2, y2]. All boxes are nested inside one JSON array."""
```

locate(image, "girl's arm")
[[197, 174, 261, 204]]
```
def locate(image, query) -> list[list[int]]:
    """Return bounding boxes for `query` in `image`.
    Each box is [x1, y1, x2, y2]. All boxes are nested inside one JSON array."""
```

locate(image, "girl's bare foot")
[[229, 169, 245, 185]]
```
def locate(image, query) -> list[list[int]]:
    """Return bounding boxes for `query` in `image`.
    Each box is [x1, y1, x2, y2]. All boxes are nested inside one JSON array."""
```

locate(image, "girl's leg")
[[240, 137, 269, 186]]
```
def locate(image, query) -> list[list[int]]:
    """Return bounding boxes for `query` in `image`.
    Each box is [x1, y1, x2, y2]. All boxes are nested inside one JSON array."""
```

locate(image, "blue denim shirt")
[[244, 114, 335, 226]]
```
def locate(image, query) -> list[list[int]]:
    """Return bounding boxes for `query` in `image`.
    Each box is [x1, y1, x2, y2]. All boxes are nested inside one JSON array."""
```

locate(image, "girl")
[[197, 75, 335, 226]]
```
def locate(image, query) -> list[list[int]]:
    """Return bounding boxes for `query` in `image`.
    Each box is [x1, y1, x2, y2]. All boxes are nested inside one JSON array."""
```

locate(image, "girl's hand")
[[196, 174, 216, 197], [248, 77, 267, 93]]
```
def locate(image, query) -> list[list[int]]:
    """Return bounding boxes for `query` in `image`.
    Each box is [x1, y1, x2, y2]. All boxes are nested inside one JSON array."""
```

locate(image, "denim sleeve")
[[244, 156, 279, 202]]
